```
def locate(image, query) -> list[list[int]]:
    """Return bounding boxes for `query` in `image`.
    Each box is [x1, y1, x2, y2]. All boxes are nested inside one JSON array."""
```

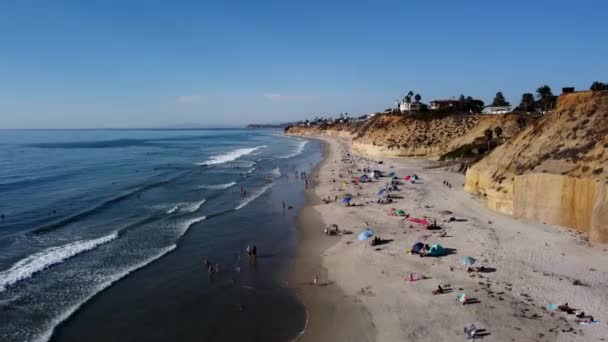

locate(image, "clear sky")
[[1, 0, 607, 128]]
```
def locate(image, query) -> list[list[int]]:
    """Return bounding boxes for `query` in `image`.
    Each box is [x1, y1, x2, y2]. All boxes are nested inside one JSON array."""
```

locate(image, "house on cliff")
[[398, 100, 423, 113], [481, 106, 511, 114], [430, 99, 464, 111]]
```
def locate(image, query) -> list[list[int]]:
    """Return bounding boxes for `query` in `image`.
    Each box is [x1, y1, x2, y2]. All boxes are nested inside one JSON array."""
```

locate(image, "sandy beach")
[[293, 135, 608, 342]]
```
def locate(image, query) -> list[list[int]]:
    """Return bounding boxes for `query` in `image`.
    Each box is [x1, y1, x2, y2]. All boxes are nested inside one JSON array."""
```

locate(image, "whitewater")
[[0, 232, 118, 293], [197, 145, 267, 166]]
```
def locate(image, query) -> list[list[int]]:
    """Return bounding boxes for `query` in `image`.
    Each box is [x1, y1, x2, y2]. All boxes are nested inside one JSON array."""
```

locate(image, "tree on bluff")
[[491, 92, 510, 107]]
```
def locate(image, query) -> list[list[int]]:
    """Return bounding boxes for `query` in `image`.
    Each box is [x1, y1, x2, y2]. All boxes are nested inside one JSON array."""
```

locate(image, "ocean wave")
[[181, 199, 206, 213], [33, 244, 177, 342], [166, 205, 180, 214], [0, 232, 119, 293], [245, 167, 256, 174], [196, 145, 268, 166], [198, 182, 237, 190], [177, 216, 206, 235], [28, 172, 181, 236], [270, 167, 281, 179], [235, 183, 274, 210], [279, 140, 308, 159]]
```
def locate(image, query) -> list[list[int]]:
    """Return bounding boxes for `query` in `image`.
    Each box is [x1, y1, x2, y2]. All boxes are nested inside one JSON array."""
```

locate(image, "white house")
[[399, 100, 422, 113], [481, 106, 511, 114]]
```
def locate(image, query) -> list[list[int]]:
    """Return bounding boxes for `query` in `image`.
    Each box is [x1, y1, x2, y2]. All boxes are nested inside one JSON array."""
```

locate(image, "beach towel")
[[407, 217, 430, 226], [404, 176, 411, 181], [404, 273, 422, 282]]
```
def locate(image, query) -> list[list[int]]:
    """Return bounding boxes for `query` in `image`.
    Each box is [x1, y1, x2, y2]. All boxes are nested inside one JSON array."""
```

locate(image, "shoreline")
[[290, 134, 608, 342], [291, 137, 375, 342]]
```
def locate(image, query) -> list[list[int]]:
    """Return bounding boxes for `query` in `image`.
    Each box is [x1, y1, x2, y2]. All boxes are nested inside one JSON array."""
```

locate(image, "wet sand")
[[291, 135, 608, 342], [290, 139, 375, 342]]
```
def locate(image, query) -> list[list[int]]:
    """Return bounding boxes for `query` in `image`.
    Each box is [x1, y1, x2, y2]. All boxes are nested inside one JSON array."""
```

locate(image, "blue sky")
[[1, 0, 607, 128]]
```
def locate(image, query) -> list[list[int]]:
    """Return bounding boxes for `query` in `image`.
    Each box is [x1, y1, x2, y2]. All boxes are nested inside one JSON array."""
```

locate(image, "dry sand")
[[292, 135, 608, 342]]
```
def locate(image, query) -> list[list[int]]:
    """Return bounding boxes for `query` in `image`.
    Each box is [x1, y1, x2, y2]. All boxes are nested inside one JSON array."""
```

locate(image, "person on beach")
[[282, 201, 286, 210], [247, 245, 257, 259]]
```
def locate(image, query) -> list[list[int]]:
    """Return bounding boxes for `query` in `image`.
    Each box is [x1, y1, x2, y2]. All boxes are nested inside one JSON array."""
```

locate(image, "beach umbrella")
[[342, 197, 352, 204], [460, 256, 476, 266], [411, 242, 425, 254]]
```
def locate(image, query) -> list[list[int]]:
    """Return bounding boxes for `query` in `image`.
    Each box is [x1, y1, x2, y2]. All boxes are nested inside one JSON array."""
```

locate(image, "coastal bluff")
[[286, 113, 524, 158], [465, 91, 608, 242]]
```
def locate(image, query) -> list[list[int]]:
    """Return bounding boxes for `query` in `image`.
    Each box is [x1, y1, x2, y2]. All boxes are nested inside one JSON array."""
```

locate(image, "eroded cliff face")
[[286, 114, 524, 159], [465, 91, 608, 242]]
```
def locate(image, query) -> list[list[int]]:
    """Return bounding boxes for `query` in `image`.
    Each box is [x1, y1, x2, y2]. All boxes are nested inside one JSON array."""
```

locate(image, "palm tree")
[[536, 85, 554, 113], [484, 128, 493, 152], [494, 126, 503, 144], [414, 94, 422, 103]]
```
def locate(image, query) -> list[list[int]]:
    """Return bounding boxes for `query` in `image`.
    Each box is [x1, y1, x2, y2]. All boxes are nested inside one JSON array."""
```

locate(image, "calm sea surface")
[[0, 129, 321, 342]]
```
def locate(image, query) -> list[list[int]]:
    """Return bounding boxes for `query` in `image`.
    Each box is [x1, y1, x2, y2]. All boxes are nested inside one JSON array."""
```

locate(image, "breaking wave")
[[196, 145, 267, 166], [279, 140, 308, 159], [270, 168, 281, 179], [32, 244, 177, 342], [180, 199, 206, 213], [0, 232, 119, 293], [235, 183, 274, 210], [198, 182, 237, 190], [166, 205, 180, 214]]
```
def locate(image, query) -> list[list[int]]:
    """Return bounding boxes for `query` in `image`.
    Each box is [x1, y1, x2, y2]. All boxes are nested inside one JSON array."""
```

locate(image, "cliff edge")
[[465, 91, 608, 242], [286, 113, 525, 159]]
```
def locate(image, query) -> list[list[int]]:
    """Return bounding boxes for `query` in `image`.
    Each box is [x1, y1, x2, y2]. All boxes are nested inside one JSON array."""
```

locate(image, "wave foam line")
[[178, 216, 206, 235], [181, 199, 206, 213], [196, 145, 267, 166], [235, 183, 274, 210], [166, 204, 180, 214], [33, 244, 177, 342], [198, 182, 237, 190], [279, 140, 308, 159], [0, 232, 119, 293], [270, 167, 281, 179]]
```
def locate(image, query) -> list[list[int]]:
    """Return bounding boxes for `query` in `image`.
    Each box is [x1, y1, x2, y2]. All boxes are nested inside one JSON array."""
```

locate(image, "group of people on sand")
[[442, 180, 452, 188]]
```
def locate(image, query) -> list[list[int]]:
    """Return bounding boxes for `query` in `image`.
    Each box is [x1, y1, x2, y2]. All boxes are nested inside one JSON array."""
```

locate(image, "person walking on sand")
[[282, 201, 286, 210]]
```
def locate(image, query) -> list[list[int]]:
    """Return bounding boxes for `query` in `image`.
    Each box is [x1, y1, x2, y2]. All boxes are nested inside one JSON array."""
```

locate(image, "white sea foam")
[[166, 204, 180, 214], [181, 199, 206, 213], [0, 232, 119, 293], [279, 140, 308, 159], [196, 145, 268, 166], [235, 183, 274, 210], [270, 167, 281, 179], [32, 244, 177, 342], [198, 182, 237, 190], [177, 216, 207, 235], [245, 167, 256, 174]]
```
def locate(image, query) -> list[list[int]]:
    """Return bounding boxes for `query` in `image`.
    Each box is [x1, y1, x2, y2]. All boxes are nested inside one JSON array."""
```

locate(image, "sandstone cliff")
[[286, 113, 526, 159], [465, 91, 608, 242]]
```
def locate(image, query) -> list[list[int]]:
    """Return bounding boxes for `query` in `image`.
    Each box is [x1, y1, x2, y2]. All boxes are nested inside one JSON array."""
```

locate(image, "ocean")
[[0, 129, 322, 342]]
